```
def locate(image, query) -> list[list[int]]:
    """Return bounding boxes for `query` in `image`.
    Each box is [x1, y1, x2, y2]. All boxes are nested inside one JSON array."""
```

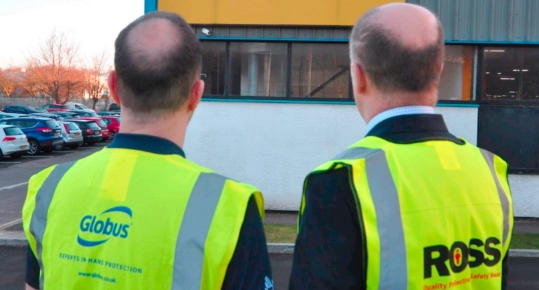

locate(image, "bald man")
[[23, 12, 272, 289], [290, 3, 513, 289]]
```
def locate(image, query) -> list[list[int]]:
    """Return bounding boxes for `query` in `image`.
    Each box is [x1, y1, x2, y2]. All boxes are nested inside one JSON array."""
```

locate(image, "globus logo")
[[77, 206, 133, 247], [424, 237, 502, 279]]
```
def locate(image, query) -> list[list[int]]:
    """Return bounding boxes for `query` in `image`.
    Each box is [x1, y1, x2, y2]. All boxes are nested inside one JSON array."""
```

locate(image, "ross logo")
[[77, 206, 133, 247], [424, 237, 502, 279]]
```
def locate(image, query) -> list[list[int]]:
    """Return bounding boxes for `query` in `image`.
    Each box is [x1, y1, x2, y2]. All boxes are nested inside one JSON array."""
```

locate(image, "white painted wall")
[[184, 101, 479, 211]]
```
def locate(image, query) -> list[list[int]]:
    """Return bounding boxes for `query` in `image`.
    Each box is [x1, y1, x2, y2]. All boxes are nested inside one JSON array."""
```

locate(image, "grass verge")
[[511, 234, 539, 249], [264, 224, 297, 243], [264, 226, 539, 250]]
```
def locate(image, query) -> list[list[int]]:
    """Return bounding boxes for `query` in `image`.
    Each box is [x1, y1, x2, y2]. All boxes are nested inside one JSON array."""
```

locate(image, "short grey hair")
[[349, 8, 444, 93]]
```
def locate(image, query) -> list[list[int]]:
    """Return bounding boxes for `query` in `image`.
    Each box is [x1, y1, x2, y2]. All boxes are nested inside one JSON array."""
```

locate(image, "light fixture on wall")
[[201, 28, 212, 36]]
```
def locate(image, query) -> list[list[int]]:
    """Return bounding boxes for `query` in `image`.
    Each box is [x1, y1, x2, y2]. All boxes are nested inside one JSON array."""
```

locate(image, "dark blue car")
[[3, 105, 45, 114], [0, 117, 63, 155]]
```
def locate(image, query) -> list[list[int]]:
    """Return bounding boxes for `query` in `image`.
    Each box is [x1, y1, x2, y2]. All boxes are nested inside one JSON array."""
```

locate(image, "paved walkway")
[[264, 212, 539, 235]]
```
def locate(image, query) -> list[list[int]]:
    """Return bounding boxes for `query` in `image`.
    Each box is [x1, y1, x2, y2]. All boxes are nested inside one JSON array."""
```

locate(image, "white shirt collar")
[[366, 106, 436, 134]]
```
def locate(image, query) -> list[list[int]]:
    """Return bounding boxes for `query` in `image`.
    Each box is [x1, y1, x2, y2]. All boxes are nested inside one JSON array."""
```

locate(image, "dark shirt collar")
[[107, 133, 186, 157], [366, 114, 465, 145]]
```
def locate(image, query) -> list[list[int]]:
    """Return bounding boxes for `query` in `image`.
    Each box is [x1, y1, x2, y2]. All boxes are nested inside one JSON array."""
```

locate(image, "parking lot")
[[0, 141, 109, 230]]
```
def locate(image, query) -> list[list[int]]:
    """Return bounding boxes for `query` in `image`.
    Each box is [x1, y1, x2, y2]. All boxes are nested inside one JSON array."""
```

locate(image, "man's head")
[[108, 11, 203, 120], [349, 3, 444, 122]]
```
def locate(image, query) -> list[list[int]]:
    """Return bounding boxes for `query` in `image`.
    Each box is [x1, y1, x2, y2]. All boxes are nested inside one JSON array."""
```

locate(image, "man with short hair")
[[290, 3, 513, 289], [24, 11, 272, 289]]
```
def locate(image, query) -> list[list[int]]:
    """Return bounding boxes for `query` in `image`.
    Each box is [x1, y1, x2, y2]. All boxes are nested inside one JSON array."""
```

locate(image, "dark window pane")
[[201, 42, 226, 95], [291, 43, 350, 99], [229, 42, 287, 97], [439, 45, 474, 101], [481, 47, 539, 101]]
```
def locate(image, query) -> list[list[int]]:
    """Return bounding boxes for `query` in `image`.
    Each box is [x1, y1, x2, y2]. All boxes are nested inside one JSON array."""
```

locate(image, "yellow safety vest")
[[300, 136, 513, 289], [22, 147, 264, 289]]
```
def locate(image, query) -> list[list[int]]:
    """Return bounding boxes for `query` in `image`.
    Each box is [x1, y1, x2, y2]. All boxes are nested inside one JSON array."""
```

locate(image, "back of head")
[[114, 11, 202, 117], [350, 3, 444, 94]]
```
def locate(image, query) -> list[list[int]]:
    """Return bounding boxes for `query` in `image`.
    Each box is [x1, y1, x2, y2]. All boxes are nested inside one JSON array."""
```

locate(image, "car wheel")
[[10, 153, 23, 159], [27, 140, 40, 155], [43, 147, 54, 153], [109, 132, 115, 140], [0, 149, 3, 159], [54, 142, 65, 151]]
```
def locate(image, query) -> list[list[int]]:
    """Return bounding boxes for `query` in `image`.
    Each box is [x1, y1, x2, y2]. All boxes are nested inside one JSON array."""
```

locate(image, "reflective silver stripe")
[[29, 161, 76, 289], [333, 147, 381, 160], [172, 173, 227, 290], [481, 149, 511, 246], [333, 147, 408, 287], [366, 151, 408, 288]]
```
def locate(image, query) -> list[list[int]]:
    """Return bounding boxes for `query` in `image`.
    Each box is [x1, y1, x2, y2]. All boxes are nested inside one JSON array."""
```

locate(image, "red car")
[[39, 104, 68, 112], [100, 116, 120, 139], [71, 117, 110, 141]]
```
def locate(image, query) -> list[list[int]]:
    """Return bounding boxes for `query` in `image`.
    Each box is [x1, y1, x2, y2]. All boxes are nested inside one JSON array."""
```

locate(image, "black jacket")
[[289, 114, 508, 290]]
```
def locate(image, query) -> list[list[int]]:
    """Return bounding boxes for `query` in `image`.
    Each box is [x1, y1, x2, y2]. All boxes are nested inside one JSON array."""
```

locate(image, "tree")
[[0, 67, 21, 97], [25, 30, 80, 104], [84, 52, 108, 109]]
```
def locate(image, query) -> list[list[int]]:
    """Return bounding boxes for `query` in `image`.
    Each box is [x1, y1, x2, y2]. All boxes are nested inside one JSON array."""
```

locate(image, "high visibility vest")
[[22, 147, 264, 290], [301, 136, 513, 289]]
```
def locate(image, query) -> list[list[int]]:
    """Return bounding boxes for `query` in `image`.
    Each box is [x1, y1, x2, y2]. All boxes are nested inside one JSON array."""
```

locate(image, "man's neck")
[[118, 111, 189, 148]]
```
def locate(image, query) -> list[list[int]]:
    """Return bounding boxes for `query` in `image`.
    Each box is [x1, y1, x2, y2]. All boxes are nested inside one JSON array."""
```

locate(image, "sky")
[[0, 0, 144, 69]]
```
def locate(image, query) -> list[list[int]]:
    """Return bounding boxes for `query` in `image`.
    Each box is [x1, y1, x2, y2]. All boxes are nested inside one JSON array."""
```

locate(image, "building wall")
[[158, 0, 402, 26], [184, 101, 478, 211]]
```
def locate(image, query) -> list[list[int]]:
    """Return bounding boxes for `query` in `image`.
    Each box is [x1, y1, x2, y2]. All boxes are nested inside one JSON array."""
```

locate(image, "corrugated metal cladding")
[[408, 0, 539, 43], [191, 25, 351, 40]]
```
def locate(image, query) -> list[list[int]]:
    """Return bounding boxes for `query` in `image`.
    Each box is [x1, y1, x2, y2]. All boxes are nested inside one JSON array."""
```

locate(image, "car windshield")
[[86, 122, 100, 130], [116, 117, 121, 123], [4, 127, 24, 136], [97, 120, 107, 128], [66, 123, 80, 130], [44, 120, 59, 128]]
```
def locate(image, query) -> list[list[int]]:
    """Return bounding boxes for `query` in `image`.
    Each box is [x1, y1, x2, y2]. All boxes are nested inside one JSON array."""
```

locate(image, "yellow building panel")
[[158, 0, 403, 26]]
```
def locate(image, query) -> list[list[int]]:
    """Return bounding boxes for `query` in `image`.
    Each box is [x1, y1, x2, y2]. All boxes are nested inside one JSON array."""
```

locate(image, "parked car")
[[0, 112, 27, 120], [0, 125, 29, 159], [3, 105, 46, 114], [64, 102, 96, 113], [29, 112, 64, 121], [0, 117, 62, 155], [101, 116, 121, 139], [55, 121, 83, 150], [67, 109, 99, 117], [68, 120, 102, 145], [108, 103, 120, 111], [72, 117, 110, 141], [38, 104, 68, 112]]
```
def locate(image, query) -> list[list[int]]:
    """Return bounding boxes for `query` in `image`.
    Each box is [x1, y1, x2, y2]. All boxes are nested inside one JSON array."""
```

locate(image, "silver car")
[[55, 121, 84, 150]]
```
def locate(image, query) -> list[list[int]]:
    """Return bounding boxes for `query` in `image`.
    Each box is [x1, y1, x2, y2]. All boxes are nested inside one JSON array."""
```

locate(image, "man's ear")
[[351, 62, 368, 95], [107, 71, 121, 106], [187, 79, 204, 113]]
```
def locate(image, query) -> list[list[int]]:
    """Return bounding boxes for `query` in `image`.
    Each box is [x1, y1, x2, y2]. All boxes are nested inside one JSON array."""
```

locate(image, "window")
[[4, 127, 23, 136], [201, 42, 226, 95], [199, 42, 475, 102], [66, 123, 80, 131], [44, 120, 59, 128], [229, 42, 287, 97], [439, 45, 474, 101], [290, 43, 350, 99], [481, 47, 539, 101]]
